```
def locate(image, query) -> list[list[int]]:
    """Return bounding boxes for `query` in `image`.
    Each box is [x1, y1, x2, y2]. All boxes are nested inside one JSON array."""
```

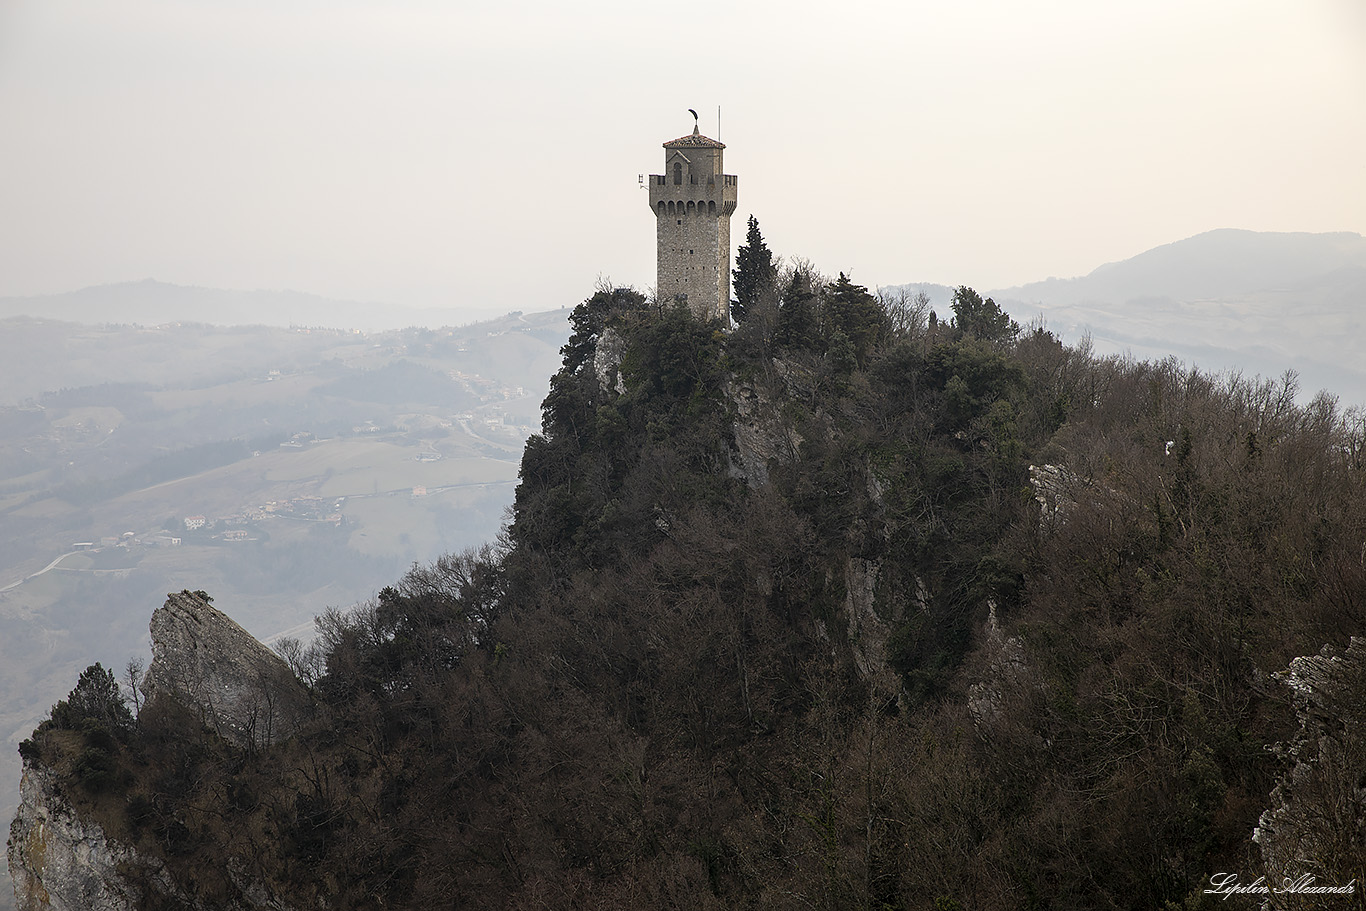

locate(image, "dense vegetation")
[[21, 248, 1366, 909]]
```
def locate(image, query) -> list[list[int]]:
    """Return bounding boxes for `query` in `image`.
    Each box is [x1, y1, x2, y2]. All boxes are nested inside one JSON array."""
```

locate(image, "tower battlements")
[[648, 123, 738, 321]]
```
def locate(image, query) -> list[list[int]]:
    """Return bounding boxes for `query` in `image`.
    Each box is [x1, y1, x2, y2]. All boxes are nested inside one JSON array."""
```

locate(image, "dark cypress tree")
[[776, 268, 820, 351], [731, 215, 776, 323]]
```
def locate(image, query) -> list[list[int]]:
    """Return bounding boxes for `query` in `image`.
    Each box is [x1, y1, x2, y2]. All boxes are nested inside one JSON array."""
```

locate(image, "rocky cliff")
[[9, 758, 300, 911], [1255, 637, 1366, 887], [8, 764, 148, 911], [141, 591, 309, 750], [8, 593, 310, 910]]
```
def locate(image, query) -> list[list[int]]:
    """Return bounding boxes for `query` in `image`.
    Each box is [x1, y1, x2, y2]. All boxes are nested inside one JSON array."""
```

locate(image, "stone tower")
[[648, 123, 738, 321]]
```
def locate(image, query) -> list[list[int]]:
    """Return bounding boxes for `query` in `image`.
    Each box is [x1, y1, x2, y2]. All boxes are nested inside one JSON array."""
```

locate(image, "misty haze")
[[2, 0, 1364, 908]]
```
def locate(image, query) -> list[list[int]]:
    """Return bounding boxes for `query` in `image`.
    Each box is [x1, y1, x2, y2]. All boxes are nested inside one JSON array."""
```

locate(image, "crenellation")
[[647, 122, 737, 321]]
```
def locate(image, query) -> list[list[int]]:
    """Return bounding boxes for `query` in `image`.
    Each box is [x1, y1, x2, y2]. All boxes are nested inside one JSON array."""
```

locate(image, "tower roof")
[[663, 125, 725, 149]]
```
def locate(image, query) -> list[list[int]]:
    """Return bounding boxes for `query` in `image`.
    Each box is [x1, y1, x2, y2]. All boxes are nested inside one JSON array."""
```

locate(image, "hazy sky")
[[1, 0, 1362, 317]]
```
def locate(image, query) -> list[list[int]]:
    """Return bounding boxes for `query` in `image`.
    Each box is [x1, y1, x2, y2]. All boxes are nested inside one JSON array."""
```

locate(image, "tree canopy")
[[950, 284, 1018, 345], [47, 662, 134, 734]]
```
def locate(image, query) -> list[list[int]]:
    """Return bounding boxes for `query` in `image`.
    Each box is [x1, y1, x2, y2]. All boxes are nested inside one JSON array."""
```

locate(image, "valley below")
[[0, 308, 569, 907]]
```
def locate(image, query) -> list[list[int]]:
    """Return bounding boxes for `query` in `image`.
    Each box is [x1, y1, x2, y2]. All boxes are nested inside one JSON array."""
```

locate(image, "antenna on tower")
[[718, 105, 722, 141]]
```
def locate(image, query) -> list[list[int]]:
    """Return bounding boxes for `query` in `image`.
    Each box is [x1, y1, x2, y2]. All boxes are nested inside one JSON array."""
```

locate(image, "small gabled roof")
[[664, 125, 725, 149]]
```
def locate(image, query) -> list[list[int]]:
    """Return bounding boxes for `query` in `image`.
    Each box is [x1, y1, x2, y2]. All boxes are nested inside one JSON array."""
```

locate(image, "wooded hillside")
[[20, 265, 1366, 910]]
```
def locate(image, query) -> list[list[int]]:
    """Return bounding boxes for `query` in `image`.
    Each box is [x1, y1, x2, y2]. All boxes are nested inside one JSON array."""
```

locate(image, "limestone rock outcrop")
[[7, 593, 313, 909], [9, 761, 301, 911], [592, 326, 628, 396], [1254, 637, 1366, 884], [140, 590, 310, 749], [967, 603, 1030, 733], [725, 374, 802, 488], [1028, 463, 1075, 523], [842, 558, 900, 696], [8, 765, 148, 911]]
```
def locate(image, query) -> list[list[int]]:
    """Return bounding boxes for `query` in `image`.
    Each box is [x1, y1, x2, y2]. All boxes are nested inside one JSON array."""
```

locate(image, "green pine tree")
[[49, 662, 133, 733], [824, 272, 886, 366], [950, 286, 1019, 345]]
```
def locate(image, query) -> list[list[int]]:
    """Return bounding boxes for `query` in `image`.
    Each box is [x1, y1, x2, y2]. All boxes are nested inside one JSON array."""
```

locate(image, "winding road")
[[0, 551, 77, 594]]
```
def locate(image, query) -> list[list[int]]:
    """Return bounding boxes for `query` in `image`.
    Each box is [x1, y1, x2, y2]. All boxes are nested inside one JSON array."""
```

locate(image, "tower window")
[[672, 162, 682, 185]]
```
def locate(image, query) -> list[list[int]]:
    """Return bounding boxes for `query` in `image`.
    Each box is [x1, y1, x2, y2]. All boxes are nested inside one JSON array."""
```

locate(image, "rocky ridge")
[[140, 591, 310, 750], [8, 593, 310, 909]]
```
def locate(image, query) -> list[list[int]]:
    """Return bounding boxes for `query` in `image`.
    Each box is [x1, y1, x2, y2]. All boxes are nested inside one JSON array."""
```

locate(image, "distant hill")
[[983, 229, 1366, 406], [0, 308, 572, 407], [1000, 229, 1366, 304], [10, 230, 1366, 407], [871, 282, 957, 314], [0, 280, 511, 331]]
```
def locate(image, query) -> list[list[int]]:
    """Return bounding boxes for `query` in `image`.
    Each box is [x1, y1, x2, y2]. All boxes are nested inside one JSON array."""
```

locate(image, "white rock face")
[[843, 558, 890, 688], [140, 591, 310, 749], [1027, 463, 1074, 522], [8, 765, 143, 911], [968, 603, 1029, 732], [1254, 637, 1366, 883], [8, 592, 312, 910], [592, 327, 628, 396], [8, 762, 301, 910], [725, 375, 803, 488]]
